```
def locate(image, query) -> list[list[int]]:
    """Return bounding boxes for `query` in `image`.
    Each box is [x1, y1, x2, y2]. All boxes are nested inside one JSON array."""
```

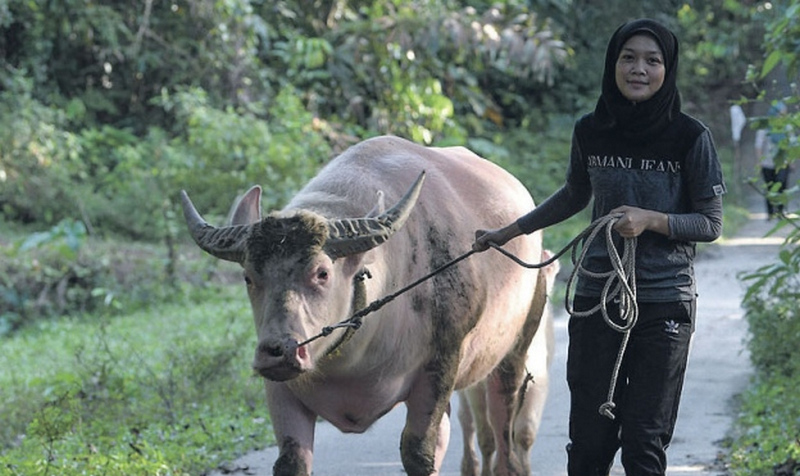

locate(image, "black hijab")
[[591, 18, 681, 143]]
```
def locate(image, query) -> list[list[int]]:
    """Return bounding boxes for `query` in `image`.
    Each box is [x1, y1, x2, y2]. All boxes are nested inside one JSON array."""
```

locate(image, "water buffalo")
[[458, 249, 560, 476], [180, 135, 550, 476]]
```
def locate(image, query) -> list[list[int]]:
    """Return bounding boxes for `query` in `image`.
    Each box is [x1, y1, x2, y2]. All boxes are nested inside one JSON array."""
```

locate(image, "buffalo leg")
[[265, 382, 316, 476], [458, 390, 481, 476], [401, 359, 459, 476], [487, 271, 548, 476]]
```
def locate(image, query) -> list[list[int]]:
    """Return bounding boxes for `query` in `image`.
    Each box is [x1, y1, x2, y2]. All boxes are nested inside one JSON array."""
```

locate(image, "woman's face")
[[614, 34, 665, 103]]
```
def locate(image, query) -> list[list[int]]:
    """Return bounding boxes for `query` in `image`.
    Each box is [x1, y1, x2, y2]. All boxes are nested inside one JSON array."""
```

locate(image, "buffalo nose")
[[266, 344, 283, 357], [259, 342, 284, 357], [258, 339, 298, 358]]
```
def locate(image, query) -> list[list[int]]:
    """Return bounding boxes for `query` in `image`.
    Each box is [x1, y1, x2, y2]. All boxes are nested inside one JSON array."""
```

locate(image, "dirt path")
[[210, 200, 781, 476]]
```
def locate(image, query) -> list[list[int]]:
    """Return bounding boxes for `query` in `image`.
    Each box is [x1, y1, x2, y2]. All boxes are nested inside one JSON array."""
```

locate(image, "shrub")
[[0, 217, 239, 335], [0, 219, 107, 334], [0, 291, 271, 476], [0, 78, 87, 226], [728, 373, 800, 476], [159, 85, 333, 221], [731, 216, 800, 474]]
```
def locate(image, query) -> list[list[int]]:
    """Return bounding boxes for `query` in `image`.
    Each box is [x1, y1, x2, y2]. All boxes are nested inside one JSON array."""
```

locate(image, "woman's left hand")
[[609, 205, 670, 238]]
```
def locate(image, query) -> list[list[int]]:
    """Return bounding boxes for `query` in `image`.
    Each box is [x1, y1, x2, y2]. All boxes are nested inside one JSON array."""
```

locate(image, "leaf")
[[761, 50, 783, 78], [18, 231, 54, 252]]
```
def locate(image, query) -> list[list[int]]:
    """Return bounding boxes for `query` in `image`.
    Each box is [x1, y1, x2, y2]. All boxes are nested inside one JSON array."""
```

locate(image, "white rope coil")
[[564, 213, 638, 420]]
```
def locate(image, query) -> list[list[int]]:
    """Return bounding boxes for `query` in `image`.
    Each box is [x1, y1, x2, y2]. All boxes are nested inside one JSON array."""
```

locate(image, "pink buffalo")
[[181, 135, 551, 475]]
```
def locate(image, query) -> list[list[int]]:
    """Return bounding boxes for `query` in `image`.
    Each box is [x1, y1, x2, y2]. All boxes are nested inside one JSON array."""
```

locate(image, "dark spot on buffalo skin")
[[344, 413, 360, 426], [273, 437, 309, 476], [246, 212, 327, 273], [400, 432, 436, 476], [412, 293, 425, 313]]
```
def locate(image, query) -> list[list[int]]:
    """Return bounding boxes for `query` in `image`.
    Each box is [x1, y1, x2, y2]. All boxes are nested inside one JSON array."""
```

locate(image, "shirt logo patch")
[[664, 319, 681, 335], [713, 184, 726, 196]]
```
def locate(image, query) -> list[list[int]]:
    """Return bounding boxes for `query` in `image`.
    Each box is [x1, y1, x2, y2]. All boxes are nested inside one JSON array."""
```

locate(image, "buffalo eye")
[[317, 269, 329, 281], [243, 273, 253, 286]]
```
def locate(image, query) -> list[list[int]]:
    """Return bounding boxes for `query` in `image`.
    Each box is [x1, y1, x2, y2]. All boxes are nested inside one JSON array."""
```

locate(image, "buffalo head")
[[180, 172, 425, 381]]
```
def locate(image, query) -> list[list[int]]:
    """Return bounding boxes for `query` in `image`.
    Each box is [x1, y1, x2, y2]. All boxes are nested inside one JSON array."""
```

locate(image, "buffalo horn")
[[324, 171, 426, 260], [180, 190, 249, 263]]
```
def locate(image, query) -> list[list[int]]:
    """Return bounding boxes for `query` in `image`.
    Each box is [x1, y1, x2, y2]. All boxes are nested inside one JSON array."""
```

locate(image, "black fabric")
[[668, 195, 723, 241], [566, 296, 693, 476], [592, 18, 681, 143]]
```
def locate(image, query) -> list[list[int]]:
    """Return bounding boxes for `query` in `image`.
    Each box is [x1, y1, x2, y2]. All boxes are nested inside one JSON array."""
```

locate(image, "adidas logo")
[[664, 319, 680, 335]]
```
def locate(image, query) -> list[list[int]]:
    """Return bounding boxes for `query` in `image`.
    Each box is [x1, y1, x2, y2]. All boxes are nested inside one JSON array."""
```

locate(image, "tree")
[[741, 0, 800, 304]]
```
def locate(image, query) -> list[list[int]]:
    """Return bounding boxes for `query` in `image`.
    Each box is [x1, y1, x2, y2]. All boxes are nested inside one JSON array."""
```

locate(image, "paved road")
[[211, 205, 782, 476]]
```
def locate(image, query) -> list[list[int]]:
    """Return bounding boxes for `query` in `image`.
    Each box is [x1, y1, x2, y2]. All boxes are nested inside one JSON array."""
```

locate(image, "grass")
[[0, 285, 274, 476]]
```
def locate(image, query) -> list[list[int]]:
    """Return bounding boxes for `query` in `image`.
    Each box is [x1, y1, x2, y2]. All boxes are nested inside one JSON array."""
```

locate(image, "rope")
[[298, 213, 638, 421], [490, 213, 638, 420], [572, 215, 638, 420]]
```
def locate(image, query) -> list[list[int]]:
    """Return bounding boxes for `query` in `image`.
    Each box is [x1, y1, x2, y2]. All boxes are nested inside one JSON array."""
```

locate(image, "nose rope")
[[298, 214, 637, 422], [297, 249, 477, 348]]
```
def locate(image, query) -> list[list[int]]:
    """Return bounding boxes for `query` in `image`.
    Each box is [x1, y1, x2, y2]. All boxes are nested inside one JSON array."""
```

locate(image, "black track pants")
[[566, 296, 694, 476]]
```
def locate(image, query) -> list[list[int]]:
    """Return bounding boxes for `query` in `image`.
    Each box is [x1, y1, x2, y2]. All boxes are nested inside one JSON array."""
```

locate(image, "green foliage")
[[1, 82, 331, 240], [738, 0, 800, 372], [675, 1, 766, 147], [0, 75, 86, 225], [740, 292, 800, 378], [0, 217, 236, 335], [0, 291, 271, 476], [727, 2, 800, 474], [0, 0, 276, 131], [318, 2, 570, 142], [728, 373, 800, 476], [759, 2, 800, 80], [162, 85, 332, 219], [0, 219, 108, 334]]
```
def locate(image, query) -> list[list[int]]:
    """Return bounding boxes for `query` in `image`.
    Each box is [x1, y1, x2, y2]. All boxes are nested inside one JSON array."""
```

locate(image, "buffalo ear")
[[230, 186, 262, 226], [365, 190, 385, 217]]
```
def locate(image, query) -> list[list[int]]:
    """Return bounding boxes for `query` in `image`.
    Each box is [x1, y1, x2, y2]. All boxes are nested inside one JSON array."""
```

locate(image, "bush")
[[730, 216, 800, 475], [0, 78, 87, 226], [0, 290, 271, 476], [157, 85, 333, 221], [0, 219, 106, 334], [741, 295, 800, 378], [0, 216, 241, 335], [1, 80, 333, 243], [728, 373, 800, 476]]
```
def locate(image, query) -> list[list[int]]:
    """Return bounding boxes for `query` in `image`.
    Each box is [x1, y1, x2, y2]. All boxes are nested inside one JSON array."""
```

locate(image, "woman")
[[473, 18, 725, 476]]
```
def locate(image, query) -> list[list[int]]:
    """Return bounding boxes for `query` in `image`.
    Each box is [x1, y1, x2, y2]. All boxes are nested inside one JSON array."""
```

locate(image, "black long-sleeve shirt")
[[517, 113, 726, 302]]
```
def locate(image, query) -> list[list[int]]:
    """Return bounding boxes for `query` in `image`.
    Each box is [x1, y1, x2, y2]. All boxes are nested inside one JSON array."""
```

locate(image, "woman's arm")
[[610, 195, 723, 242], [667, 195, 723, 242]]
